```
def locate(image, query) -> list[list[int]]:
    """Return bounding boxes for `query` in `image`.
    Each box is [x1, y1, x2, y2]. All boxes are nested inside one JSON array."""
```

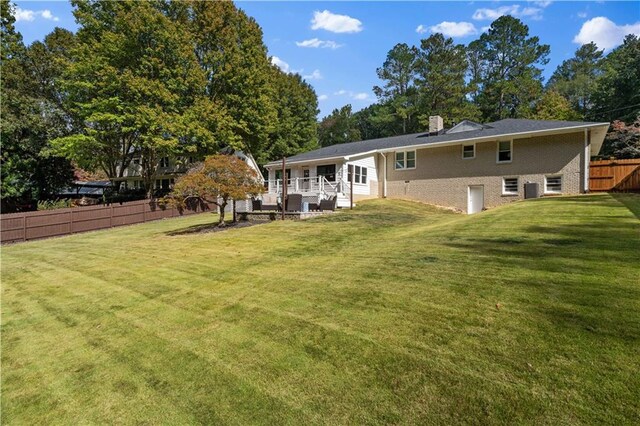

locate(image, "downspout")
[[584, 129, 590, 193], [380, 153, 387, 198]]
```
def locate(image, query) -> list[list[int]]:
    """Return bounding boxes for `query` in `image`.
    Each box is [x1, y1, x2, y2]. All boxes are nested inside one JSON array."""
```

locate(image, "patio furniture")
[[260, 194, 279, 211], [319, 196, 336, 211], [286, 194, 303, 212], [251, 198, 262, 211]]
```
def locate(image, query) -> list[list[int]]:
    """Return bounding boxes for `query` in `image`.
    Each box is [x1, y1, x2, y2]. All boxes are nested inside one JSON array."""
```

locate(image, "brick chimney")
[[429, 115, 443, 134]]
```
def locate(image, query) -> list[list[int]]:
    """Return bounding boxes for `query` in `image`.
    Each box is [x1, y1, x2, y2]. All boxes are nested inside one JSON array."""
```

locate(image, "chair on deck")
[[260, 194, 279, 211], [319, 196, 336, 211], [251, 198, 262, 211], [286, 194, 303, 212]]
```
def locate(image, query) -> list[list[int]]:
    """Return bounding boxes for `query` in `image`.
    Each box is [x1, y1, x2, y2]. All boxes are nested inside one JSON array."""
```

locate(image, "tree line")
[[1, 0, 318, 211], [318, 16, 640, 158]]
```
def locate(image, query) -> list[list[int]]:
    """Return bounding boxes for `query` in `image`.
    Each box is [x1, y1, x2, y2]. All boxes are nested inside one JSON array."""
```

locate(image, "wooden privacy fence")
[[589, 159, 640, 192], [0, 199, 213, 244]]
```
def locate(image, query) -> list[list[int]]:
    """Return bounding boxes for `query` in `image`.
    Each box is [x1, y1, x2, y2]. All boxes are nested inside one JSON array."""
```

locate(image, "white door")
[[468, 185, 484, 214]]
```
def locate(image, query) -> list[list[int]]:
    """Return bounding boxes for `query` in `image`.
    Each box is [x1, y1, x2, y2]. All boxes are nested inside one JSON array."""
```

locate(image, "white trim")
[[380, 153, 387, 197], [462, 143, 476, 160], [544, 174, 563, 194], [394, 150, 416, 171], [584, 129, 590, 193], [502, 176, 519, 195], [496, 140, 513, 164], [379, 122, 609, 154]]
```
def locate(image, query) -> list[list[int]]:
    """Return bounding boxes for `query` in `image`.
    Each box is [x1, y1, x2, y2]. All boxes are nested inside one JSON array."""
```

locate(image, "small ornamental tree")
[[170, 154, 263, 226]]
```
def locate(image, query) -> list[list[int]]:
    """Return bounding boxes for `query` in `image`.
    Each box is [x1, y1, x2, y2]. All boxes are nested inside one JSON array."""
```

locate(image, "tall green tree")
[[590, 35, 640, 123], [531, 90, 580, 121], [1, 1, 75, 211], [372, 43, 419, 134], [469, 16, 550, 121], [51, 0, 217, 197], [547, 42, 604, 119], [171, 0, 277, 163], [415, 33, 478, 127], [318, 105, 361, 147], [265, 67, 319, 160]]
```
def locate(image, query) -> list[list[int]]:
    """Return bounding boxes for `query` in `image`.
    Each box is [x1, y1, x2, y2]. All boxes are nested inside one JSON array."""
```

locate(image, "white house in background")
[[112, 148, 263, 193], [263, 117, 609, 213]]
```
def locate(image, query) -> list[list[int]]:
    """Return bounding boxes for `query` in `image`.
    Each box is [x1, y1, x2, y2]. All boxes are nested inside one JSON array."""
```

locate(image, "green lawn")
[[2, 194, 639, 424]]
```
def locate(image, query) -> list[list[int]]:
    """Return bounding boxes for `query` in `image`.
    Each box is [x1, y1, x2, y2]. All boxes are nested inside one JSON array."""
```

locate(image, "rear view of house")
[[264, 117, 609, 213]]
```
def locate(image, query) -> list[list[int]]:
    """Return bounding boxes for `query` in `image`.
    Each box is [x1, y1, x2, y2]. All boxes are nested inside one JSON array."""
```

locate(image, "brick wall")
[[383, 132, 585, 212]]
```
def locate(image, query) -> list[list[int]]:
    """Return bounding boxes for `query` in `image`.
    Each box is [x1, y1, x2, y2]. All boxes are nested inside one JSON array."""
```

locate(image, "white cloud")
[[311, 10, 363, 33], [577, 11, 588, 19], [296, 38, 343, 49], [303, 69, 323, 80], [472, 4, 545, 21], [573, 16, 640, 50], [533, 1, 552, 7], [271, 56, 290, 73], [318, 94, 329, 101], [14, 7, 59, 22], [334, 90, 371, 101], [481, 26, 491, 33], [416, 24, 428, 34], [429, 21, 478, 37]]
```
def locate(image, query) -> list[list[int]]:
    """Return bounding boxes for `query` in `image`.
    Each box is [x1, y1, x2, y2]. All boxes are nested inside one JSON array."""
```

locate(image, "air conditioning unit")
[[524, 182, 539, 199]]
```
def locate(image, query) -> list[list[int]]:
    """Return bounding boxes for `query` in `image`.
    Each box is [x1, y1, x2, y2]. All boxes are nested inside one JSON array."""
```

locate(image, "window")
[[503, 177, 518, 195], [133, 158, 140, 165], [462, 144, 475, 159], [545, 175, 562, 194], [348, 165, 367, 184], [395, 151, 416, 170], [497, 141, 512, 163], [275, 169, 291, 183], [316, 164, 336, 182], [160, 157, 169, 167]]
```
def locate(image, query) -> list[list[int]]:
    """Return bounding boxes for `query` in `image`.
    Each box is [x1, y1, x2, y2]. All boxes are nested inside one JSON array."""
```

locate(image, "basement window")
[[503, 177, 519, 195], [545, 175, 562, 194], [395, 151, 416, 170]]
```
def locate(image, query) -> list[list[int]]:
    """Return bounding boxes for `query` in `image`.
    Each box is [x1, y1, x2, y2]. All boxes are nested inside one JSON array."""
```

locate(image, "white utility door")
[[467, 185, 484, 214]]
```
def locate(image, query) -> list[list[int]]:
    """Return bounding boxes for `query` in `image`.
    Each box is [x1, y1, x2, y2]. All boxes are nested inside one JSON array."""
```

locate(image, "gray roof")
[[267, 118, 608, 166]]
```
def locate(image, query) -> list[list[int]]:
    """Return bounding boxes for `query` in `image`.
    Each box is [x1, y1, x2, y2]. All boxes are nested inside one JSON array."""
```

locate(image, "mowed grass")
[[2, 194, 639, 424]]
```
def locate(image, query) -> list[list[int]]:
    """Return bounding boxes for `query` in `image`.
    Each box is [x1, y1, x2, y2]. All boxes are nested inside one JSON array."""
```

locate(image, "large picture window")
[[395, 151, 416, 170], [316, 164, 336, 182]]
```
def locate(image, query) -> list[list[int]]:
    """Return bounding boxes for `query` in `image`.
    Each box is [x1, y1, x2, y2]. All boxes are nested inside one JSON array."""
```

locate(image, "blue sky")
[[13, 1, 640, 117]]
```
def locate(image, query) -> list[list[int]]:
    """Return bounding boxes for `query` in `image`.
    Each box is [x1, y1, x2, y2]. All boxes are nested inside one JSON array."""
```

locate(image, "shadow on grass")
[[610, 193, 640, 219], [166, 220, 266, 236]]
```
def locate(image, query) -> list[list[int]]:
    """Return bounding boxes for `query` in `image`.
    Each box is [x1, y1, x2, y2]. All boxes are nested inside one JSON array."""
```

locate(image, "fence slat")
[[590, 159, 640, 192], [1, 199, 212, 244]]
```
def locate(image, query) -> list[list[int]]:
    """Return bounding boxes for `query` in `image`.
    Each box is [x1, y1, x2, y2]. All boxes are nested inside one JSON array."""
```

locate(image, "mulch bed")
[[167, 220, 269, 236]]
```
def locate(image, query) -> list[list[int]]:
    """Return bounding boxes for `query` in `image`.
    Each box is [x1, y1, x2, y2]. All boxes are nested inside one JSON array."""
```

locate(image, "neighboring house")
[[112, 149, 264, 192], [264, 116, 609, 213]]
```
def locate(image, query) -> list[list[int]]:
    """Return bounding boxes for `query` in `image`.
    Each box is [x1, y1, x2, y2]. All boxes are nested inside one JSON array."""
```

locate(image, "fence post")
[[70, 208, 74, 234], [23, 214, 27, 242], [110, 203, 114, 227]]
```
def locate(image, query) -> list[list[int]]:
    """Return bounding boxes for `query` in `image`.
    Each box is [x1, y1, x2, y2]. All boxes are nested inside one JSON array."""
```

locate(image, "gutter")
[[377, 123, 610, 154], [380, 152, 387, 197]]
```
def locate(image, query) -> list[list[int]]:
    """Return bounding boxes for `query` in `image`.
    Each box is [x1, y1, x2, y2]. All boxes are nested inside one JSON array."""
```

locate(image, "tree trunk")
[[218, 201, 227, 226], [232, 199, 237, 223]]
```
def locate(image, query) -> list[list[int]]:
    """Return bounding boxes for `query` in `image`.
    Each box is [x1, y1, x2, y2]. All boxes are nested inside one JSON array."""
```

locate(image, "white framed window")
[[545, 175, 562, 194], [497, 140, 512, 163], [160, 157, 169, 167], [502, 177, 519, 195], [348, 165, 368, 184], [462, 144, 475, 159], [395, 150, 416, 170]]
